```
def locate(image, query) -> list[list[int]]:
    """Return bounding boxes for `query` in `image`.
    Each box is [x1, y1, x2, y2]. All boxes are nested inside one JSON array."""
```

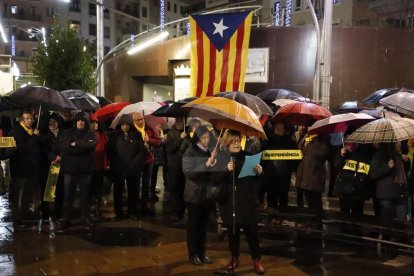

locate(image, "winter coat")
[[295, 136, 331, 193], [60, 128, 97, 175], [182, 144, 212, 205], [211, 150, 261, 225], [333, 144, 373, 199], [8, 123, 41, 178], [107, 129, 145, 177], [140, 124, 162, 165], [369, 148, 411, 199], [261, 133, 297, 178], [166, 126, 186, 191]]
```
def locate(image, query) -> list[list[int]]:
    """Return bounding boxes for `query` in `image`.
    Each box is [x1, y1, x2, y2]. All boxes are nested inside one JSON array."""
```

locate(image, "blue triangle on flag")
[[191, 12, 250, 52]]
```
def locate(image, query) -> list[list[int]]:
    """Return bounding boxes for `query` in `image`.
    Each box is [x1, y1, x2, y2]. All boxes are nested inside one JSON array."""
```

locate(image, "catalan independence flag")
[[189, 12, 253, 97]]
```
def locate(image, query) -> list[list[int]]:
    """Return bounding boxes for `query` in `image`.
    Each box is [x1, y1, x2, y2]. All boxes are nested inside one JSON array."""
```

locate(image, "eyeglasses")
[[231, 139, 241, 144]]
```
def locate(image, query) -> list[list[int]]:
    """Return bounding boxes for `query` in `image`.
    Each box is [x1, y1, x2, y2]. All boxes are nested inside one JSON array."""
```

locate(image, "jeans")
[[186, 203, 212, 259], [139, 163, 153, 206], [10, 176, 39, 221], [378, 197, 408, 222], [113, 175, 139, 216], [63, 174, 92, 220]]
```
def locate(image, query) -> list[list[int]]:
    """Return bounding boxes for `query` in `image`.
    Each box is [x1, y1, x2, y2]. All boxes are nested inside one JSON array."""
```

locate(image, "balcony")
[[3, 12, 42, 22]]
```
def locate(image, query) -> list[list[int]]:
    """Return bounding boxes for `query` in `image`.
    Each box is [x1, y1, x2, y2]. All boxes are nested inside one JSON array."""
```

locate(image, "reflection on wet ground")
[[2, 193, 414, 275]]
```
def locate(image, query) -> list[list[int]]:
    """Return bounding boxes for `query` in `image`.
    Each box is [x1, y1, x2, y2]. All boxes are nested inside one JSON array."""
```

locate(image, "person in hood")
[[60, 112, 97, 229]]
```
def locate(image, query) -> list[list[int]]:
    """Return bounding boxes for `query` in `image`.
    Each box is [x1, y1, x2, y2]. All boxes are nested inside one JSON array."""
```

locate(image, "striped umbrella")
[[345, 118, 414, 144]]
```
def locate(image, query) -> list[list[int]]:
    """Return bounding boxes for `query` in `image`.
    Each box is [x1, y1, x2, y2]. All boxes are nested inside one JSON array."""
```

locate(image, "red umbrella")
[[93, 102, 130, 122], [308, 113, 375, 135], [271, 102, 332, 126]]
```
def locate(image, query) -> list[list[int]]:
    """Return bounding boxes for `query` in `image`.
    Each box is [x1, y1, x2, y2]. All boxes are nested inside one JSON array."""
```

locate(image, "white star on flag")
[[213, 18, 229, 38]]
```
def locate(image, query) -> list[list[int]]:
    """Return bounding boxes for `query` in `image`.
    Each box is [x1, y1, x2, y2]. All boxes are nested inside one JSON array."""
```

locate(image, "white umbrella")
[[110, 101, 164, 128]]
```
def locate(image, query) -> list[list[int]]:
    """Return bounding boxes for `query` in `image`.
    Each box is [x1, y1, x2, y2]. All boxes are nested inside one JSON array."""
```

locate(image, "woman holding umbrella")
[[369, 142, 411, 221], [182, 125, 216, 266], [212, 130, 265, 274]]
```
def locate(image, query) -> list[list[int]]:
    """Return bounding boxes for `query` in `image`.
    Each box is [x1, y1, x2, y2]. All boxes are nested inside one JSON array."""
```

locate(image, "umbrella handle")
[[213, 122, 225, 152], [341, 132, 344, 148], [36, 104, 42, 130]]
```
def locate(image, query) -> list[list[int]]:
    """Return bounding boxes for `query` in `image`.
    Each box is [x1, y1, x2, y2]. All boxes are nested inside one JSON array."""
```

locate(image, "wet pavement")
[[2, 187, 414, 275]]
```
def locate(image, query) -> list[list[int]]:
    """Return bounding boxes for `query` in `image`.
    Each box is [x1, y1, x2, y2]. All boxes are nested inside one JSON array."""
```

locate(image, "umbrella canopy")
[[110, 101, 164, 128], [345, 118, 414, 144], [271, 102, 332, 126], [92, 102, 130, 122], [308, 113, 375, 135], [272, 99, 298, 107], [256, 89, 303, 103], [363, 87, 406, 105], [152, 97, 198, 118], [61, 89, 100, 111], [96, 96, 112, 107], [332, 100, 374, 114], [214, 91, 273, 116], [182, 97, 266, 139], [5, 85, 76, 110], [359, 109, 401, 119], [379, 91, 414, 117]]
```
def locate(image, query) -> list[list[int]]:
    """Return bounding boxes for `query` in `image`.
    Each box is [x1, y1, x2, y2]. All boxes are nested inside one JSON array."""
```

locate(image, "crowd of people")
[[1, 106, 414, 275]]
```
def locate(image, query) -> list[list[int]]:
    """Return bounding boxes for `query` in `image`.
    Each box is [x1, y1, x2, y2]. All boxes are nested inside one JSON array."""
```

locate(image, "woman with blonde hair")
[[212, 129, 265, 274]]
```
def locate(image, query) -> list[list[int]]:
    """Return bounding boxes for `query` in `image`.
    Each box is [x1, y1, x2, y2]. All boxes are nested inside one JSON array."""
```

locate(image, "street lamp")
[[28, 27, 47, 46]]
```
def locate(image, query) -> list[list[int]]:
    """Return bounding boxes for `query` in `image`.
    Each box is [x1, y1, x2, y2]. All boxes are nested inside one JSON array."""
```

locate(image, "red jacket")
[[94, 131, 108, 170], [143, 124, 162, 165]]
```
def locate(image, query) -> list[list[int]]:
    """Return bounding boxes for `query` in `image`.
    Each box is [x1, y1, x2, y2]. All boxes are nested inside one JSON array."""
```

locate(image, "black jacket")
[[370, 148, 411, 199], [8, 123, 41, 178], [61, 128, 97, 175], [106, 129, 145, 177], [166, 126, 185, 169], [211, 150, 261, 225], [182, 144, 212, 205]]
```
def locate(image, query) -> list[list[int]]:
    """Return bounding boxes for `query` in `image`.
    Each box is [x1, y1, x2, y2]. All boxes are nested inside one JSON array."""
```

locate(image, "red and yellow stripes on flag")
[[190, 12, 253, 97]]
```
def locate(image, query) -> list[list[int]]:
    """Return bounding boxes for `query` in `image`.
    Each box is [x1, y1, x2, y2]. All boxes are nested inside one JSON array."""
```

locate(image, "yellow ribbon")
[[20, 122, 33, 136], [305, 134, 318, 143]]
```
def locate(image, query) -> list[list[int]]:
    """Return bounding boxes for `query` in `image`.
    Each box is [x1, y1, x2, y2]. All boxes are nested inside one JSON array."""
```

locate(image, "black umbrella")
[[214, 91, 273, 116], [331, 100, 374, 114], [363, 87, 405, 105], [61, 89, 100, 111], [5, 85, 76, 110], [96, 96, 112, 107], [152, 97, 198, 118], [256, 88, 303, 103]]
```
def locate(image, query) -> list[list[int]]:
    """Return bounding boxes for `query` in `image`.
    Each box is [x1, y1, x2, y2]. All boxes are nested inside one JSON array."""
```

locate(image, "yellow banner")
[[0, 137, 16, 148], [43, 163, 60, 202], [262, 150, 303, 160], [342, 159, 370, 175]]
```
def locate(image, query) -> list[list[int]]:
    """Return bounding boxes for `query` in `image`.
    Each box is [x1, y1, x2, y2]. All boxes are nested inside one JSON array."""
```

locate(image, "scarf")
[[134, 124, 146, 141], [50, 128, 59, 137], [197, 143, 209, 152], [20, 122, 33, 135], [305, 134, 318, 143]]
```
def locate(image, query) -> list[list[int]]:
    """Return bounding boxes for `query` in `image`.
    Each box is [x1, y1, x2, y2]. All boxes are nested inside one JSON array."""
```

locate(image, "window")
[[104, 26, 110, 39], [295, 0, 301, 11], [46, 7, 55, 17], [174, 3, 177, 13], [11, 5, 18, 14], [142, 7, 147, 18], [89, 24, 96, 36], [89, 3, 96, 16], [104, 46, 110, 55], [30, 7, 37, 16], [167, 1, 170, 11], [104, 8, 110, 19], [70, 20, 80, 32], [70, 0, 81, 12]]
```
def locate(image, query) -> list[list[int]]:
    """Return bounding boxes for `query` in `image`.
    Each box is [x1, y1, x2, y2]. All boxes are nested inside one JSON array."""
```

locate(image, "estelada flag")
[[189, 12, 253, 97]]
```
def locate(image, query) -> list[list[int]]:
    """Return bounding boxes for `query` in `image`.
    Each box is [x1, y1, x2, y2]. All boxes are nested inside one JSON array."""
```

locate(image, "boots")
[[226, 257, 240, 271], [253, 259, 265, 274]]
